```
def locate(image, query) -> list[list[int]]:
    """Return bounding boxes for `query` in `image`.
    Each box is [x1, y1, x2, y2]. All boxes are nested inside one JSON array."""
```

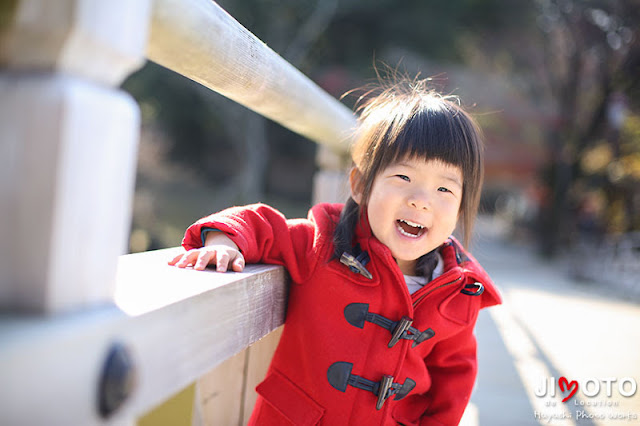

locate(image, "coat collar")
[[315, 203, 502, 307]]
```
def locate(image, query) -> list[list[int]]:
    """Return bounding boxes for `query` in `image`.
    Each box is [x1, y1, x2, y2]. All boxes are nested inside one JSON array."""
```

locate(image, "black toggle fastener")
[[376, 375, 395, 410], [344, 303, 435, 347], [327, 362, 416, 410], [340, 251, 372, 279], [388, 316, 413, 348], [460, 282, 484, 296]]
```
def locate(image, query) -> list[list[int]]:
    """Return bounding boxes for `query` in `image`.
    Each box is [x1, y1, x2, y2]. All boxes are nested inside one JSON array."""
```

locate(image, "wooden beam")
[[0, 248, 287, 425], [147, 0, 355, 153]]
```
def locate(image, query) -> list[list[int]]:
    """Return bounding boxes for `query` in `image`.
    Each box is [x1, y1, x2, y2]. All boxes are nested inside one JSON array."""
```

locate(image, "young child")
[[170, 77, 501, 426]]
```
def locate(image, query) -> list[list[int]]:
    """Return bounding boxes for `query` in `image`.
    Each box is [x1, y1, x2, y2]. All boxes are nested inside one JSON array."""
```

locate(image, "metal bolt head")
[[97, 342, 137, 418]]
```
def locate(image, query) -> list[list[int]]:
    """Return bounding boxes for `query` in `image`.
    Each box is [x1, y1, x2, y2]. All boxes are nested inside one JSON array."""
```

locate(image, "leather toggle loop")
[[327, 362, 416, 410], [460, 282, 484, 296], [344, 303, 435, 347]]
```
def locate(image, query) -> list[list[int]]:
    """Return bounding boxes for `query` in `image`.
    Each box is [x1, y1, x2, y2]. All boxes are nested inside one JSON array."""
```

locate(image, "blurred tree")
[[457, 0, 640, 255], [532, 0, 640, 254]]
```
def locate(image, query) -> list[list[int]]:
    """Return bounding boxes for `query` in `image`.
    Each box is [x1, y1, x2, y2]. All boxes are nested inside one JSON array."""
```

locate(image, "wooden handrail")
[[147, 0, 356, 153], [0, 248, 287, 424]]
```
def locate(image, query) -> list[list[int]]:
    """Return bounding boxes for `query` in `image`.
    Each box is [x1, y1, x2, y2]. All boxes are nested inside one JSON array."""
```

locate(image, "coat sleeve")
[[419, 323, 478, 426], [181, 203, 320, 283]]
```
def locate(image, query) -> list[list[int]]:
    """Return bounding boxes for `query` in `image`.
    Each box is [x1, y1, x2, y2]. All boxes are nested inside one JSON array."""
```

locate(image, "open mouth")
[[396, 219, 426, 238]]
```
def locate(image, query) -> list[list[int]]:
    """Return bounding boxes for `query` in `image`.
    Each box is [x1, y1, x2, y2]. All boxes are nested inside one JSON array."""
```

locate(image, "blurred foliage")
[[576, 113, 640, 234], [580, 115, 640, 181], [458, 0, 640, 254], [319, 0, 535, 68], [123, 63, 240, 181]]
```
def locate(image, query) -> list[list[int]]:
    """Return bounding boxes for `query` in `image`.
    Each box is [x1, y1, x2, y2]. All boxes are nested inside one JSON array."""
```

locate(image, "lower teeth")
[[398, 224, 420, 238]]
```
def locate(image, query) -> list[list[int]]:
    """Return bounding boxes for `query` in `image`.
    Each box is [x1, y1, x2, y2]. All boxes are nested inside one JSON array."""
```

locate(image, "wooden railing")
[[0, 0, 355, 424]]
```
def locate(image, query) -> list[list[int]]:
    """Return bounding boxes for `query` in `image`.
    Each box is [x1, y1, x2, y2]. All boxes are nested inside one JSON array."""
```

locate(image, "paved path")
[[464, 224, 640, 426]]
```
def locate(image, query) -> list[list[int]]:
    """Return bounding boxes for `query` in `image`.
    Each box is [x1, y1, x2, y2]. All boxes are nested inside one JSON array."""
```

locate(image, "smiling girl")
[[170, 77, 501, 425]]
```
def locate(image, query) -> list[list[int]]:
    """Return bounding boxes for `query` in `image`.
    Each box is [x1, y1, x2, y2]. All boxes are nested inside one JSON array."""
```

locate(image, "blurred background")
[[121, 0, 639, 293]]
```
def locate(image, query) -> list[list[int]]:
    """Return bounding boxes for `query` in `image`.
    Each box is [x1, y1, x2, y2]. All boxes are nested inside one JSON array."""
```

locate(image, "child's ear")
[[349, 167, 364, 204]]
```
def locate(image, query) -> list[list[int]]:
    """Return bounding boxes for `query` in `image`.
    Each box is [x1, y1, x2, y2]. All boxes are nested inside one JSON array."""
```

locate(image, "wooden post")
[[312, 145, 351, 205], [0, 0, 151, 313]]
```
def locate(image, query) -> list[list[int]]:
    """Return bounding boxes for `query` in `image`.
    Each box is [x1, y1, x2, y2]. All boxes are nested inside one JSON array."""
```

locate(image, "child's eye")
[[395, 174, 410, 182], [437, 187, 451, 193]]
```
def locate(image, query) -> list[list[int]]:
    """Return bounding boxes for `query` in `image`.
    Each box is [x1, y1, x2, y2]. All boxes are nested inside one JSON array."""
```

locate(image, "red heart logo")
[[558, 377, 578, 402]]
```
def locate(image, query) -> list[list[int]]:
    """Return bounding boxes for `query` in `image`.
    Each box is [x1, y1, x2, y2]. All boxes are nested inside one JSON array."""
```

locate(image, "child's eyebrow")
[[441, 174, 463, 188], [394, 161, 417, 170]]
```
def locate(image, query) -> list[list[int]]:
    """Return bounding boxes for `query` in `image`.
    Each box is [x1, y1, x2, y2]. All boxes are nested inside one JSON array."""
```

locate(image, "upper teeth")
[[400, 219, 423, 229]]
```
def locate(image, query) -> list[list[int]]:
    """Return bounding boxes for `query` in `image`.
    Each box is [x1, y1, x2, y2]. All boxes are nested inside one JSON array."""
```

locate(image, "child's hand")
[[168, 246, 245, 272], [168, 232, 245, 272]]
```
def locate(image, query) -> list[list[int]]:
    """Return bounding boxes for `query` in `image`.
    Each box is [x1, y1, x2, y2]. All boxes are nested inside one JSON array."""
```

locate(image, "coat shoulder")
[[307, 203, 344, 228]]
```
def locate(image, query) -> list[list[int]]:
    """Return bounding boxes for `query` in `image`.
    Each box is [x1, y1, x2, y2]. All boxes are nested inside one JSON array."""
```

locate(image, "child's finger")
[[168, 252, 186, 265], [194, 250, 213, 271], [231, 256, 245, 272], [175, 251, 197, 268], [216, 251, 230, 272]]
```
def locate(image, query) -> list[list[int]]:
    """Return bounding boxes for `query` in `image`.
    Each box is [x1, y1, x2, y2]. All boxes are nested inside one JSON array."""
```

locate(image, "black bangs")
[[386, 102, 473, 172]]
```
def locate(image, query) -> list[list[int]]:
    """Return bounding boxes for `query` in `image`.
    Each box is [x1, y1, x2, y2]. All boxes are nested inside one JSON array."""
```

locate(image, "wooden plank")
[[194, 349, 247, 426], [147, 0, 355, 153], [194, 326, 283, 426], [0, 248, 287, 425], [241, 326, 283, 423]]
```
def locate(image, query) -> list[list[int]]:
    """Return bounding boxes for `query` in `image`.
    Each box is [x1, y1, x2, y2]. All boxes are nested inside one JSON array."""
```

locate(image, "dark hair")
[[333, 77, 484, 275]]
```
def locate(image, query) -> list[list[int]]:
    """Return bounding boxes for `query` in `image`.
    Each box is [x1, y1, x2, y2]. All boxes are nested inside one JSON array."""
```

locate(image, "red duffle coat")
[[182, 203, 501, 426]]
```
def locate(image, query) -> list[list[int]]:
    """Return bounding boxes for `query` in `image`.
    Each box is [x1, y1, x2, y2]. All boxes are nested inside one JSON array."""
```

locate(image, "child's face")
[[353, 158, 463, 276]]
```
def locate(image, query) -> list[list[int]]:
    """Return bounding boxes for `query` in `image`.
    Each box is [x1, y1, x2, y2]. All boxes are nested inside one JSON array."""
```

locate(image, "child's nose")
[[408, 191, 431, 210]]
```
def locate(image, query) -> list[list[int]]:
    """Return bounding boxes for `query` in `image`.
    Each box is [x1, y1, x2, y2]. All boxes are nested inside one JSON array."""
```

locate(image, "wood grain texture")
[[0, 248, 287, 425]]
